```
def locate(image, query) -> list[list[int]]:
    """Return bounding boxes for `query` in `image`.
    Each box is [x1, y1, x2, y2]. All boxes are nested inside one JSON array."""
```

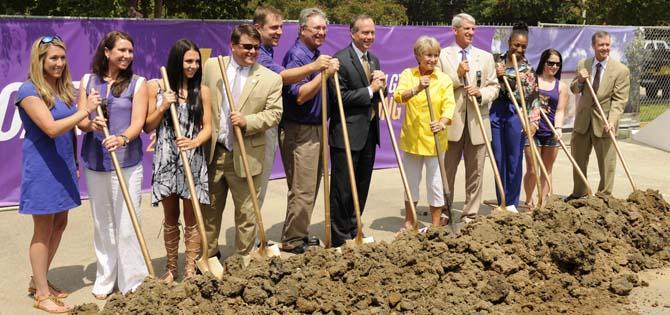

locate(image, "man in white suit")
[[438, 13, 499, 223]]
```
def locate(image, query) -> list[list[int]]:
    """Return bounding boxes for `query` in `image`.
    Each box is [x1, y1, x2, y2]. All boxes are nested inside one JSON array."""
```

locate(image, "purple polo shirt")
[[281, 40, 323, 125], [258, 44, 285, 74]]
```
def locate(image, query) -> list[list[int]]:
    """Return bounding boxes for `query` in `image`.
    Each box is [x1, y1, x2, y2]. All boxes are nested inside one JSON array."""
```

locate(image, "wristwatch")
[[119, 135, 130, 147]]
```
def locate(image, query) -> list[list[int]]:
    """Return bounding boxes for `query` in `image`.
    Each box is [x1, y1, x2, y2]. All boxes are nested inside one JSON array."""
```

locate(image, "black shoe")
[[281, 244, 306, 254], [563, 195, 585, 202], [303, 236, 320, 247]]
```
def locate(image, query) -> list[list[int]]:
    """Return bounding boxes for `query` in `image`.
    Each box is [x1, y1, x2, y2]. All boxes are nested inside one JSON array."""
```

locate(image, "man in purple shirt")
[[253, 6, 331, 212], [278, 7, 339, 254]]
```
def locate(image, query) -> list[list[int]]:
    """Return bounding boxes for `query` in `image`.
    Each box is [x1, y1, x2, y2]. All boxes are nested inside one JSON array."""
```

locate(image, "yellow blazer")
[[570, 57, 630, 138], [201, 56, 283, 177], [394, 67, 455, 156]]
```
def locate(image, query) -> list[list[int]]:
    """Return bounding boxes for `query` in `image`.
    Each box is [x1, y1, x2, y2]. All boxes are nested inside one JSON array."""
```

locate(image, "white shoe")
[[505, 205, 518, 213]]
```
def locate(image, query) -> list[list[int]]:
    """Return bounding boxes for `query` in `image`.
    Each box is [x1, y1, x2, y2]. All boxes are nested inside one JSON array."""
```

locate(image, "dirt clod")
[[89, 190, 669, 314]]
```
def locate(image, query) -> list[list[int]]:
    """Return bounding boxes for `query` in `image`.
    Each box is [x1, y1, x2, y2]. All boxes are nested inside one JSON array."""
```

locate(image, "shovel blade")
[[197, 257, 224, 280]]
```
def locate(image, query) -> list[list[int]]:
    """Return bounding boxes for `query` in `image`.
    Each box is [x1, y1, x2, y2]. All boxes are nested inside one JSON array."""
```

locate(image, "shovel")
[[332, 73, 374, 246], [217, 56, 280, 258], [160, 67, 224, 279], [536, 107, 593, 196], [380, 91, 418, 231], [94, 94, 155, 277], [585, 78, 637, 191], [321, 72, 332, 248], [423, 87, 456, 233], [510, 54, 553, 207]]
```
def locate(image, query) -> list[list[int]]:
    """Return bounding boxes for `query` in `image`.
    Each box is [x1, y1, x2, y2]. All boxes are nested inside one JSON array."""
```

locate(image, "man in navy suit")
[[330, 14, 386, 246]]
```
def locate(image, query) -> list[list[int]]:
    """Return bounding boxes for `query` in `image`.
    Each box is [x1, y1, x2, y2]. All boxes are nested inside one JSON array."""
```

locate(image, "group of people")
[[16, 6, 629, 313]]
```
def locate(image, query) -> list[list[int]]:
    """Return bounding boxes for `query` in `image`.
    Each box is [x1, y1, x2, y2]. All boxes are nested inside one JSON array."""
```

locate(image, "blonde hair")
[[28, 37, 75, 109], [413, 36, 441, 60]]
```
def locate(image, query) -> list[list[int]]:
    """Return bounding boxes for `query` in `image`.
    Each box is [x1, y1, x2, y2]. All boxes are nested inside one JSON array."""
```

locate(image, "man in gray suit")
[[438, 13, 499, 223], [567, 31, 630, 199]]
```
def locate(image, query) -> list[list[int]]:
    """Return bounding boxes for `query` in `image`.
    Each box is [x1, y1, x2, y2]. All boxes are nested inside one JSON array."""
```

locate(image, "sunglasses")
[[40, 35, 62, 44], [238, 43, 260, 51], [546, 61, 561, 67]]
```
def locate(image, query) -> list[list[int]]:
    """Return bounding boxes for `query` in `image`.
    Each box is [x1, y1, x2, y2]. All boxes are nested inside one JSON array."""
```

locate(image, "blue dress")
[[16, 81, 81, 214]]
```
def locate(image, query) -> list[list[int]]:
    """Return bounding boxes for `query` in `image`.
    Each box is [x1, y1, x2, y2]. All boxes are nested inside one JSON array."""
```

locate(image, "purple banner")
[[2, 18, 635, 207]]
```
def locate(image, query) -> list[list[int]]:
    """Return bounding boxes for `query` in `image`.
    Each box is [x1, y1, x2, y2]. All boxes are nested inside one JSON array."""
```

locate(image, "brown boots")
[[160, 222, 201, 284]]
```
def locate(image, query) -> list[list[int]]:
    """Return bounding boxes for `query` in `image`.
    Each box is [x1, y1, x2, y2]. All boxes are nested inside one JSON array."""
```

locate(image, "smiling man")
[[567, 31, 630, 199], [201, 24, 283, 258], [278, 7, 339, 254], [253, 6, 331, 210], [329, 14, 385, 247], [437, 13, 499, 224]]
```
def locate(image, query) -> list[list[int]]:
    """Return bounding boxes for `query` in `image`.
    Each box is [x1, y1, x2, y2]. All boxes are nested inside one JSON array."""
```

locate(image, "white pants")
[[86, 164, 147, 295], [258, 125, 278, 208], [402, 151, 445, 207]]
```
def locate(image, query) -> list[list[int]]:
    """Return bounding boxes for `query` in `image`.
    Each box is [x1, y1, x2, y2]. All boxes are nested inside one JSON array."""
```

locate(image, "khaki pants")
[[444, 126, 486, 219], [204, 143, 260, 257], [570, 124, 616, 196], [279, 121, 322, 249]]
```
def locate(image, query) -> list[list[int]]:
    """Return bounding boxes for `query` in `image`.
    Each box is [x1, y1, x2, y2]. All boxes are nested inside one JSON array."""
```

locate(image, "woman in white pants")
[[77, 31, 148, 299]]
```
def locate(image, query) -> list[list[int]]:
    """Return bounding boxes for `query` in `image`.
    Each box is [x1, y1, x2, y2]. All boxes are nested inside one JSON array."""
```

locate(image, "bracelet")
[[119, 134, 129, 147]]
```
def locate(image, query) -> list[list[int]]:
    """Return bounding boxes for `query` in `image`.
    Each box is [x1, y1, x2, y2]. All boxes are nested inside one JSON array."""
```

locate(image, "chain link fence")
[[637, 26, 670, 126]]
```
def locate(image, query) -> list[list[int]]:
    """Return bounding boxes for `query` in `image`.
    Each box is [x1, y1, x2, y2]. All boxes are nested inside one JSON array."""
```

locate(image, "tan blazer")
[[201, 56, 283, 178], [570, 57, 630, 138], [438, 44, 499, 145]]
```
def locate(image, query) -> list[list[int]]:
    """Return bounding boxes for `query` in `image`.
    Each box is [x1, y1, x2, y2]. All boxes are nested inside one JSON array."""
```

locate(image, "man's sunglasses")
[[40, 35, 63, 44], [238, 43, 260, 51]]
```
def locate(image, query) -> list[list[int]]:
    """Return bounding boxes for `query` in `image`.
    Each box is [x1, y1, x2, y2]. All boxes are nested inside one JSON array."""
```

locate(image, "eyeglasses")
[[238, 43, 260, 51], [40, 35, 62, 44], [546, 61, 561, 67]]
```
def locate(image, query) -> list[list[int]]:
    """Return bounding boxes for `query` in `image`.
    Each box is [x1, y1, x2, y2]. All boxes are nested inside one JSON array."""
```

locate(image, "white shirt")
[[217, 58, 250, 149], [591, 57, 608, 86], [456, 44, 472, 62], [351, 43, 374, 98]]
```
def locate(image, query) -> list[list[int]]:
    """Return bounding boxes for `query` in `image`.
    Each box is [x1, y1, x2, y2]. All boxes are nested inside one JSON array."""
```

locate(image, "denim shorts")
[[525, 135, 559, 147]]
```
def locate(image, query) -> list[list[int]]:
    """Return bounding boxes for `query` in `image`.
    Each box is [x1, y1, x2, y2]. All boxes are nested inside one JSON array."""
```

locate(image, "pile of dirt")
[[72, 190, 669, 314]]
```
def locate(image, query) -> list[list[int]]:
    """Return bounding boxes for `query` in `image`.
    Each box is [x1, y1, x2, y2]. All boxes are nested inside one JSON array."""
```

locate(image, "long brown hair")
[[28, 36, 75, 109], [91, 31, 135, 97]]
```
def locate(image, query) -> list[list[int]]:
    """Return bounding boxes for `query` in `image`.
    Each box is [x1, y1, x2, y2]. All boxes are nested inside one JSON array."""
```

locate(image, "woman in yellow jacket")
[[394, 36, 455, 229]]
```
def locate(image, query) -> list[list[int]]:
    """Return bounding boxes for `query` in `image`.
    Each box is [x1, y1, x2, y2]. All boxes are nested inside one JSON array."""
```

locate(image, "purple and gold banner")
[[0, 17, 634, 206]]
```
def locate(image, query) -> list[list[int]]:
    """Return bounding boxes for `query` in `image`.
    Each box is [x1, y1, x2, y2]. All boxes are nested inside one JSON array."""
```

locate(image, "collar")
[[593, 56, 609, 69], [296, 39, 320, 60], [228, 57, 251, 72], [351, 42, 367, 60], [260, 44, 274, 58], [411, 66, 438, 79]]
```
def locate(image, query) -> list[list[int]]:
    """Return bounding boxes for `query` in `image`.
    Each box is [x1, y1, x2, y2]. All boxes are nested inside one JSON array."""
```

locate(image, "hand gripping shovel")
[[95, 92, 155, 277], [333, 73, 374, 246], [380, 91, 418, 231], [423, 87, 456, 233], [585, 78, 637, 191], [217, 56, 280, 258], [160, 67, 224, 279]]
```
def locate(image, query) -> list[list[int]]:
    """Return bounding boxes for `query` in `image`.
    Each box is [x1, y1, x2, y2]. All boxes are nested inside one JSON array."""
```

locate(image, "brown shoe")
[[33, 295, 71, 314], [183, 224, 201, 280], [160, 222, 180, 284]]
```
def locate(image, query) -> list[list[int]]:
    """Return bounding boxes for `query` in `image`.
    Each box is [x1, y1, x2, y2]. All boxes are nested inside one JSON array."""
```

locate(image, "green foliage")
[[244, 0, 408, 25]]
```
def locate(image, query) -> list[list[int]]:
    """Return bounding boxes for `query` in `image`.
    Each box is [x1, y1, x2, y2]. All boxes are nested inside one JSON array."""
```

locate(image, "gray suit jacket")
[[438, 44, 499, 145]]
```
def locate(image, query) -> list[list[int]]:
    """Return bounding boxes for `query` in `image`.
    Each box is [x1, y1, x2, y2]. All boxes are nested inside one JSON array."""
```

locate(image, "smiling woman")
[[16, 35, 101, 313]]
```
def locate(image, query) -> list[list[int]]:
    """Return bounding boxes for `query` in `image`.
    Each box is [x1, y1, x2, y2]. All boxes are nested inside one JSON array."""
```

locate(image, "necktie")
[[460, 50, 469, 86], [593, 63, 602, 94], [361, 54, 371, 82], [232, 65, 243, 103]]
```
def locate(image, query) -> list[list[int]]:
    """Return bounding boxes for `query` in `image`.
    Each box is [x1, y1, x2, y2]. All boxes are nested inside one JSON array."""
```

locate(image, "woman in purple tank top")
[[76, 31, 149, 299], [522, 49, 568, 208]]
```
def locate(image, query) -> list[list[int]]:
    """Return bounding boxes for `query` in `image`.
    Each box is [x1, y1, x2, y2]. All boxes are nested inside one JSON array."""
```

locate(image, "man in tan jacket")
[[567, 31, 630, 199], [438, 13, 499, 223], [202, 24, 283, 257]]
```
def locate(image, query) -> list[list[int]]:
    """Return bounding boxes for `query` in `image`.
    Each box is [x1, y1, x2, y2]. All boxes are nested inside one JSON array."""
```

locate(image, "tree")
[[244, 0, 408, 25]]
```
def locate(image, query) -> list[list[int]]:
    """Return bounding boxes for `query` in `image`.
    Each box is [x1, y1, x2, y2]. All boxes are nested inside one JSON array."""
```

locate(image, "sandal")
[[28, 277, 68, 298], [33, 295, 71, 314], [92, 292, 109, 300]]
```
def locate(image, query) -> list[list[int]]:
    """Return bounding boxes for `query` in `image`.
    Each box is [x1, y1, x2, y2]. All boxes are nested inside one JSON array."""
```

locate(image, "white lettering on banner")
[[0, 81, 84, 142], [0, 82, 23, 141]]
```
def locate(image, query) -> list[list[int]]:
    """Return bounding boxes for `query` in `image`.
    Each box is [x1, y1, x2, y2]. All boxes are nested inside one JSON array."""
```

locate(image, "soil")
[[71, 190, 670, 314]]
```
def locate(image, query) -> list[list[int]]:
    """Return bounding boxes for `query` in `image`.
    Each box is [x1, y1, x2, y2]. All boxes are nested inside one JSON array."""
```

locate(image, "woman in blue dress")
[[16, 35, 100, 313]]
